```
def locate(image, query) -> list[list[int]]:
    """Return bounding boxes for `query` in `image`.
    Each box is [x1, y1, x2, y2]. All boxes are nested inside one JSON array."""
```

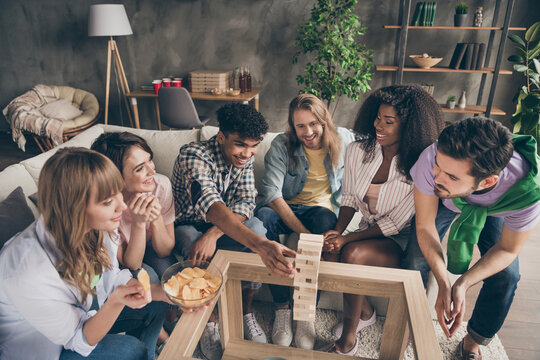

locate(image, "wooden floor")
[[0, 130, 538, 359]]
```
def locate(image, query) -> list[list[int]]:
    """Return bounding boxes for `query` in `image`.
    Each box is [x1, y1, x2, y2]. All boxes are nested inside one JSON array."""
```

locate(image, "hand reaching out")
[[256, 240, 296, 278]]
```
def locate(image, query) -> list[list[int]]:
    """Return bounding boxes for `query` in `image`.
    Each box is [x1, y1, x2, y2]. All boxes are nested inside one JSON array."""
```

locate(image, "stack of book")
[[448, 43, 487, 70], [411, 2, 437, 26]]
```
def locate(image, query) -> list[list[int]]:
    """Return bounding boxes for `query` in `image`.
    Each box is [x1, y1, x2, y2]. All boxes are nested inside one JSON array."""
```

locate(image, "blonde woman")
[[0, 148, 167, 360], [256, 94, 355, 349]]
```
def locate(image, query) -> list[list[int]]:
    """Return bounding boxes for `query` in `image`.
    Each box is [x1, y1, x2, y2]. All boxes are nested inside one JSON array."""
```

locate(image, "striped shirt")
[[171, 136, 256, 223], [341, 141, 414, 236]]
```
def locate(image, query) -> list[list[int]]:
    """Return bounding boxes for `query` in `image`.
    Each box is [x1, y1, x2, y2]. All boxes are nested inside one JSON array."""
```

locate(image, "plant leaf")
[[514, 64, 529, 72], [509, 34, 526, 47], [525, 21, 540, 43], [508, 54, 524, 63]]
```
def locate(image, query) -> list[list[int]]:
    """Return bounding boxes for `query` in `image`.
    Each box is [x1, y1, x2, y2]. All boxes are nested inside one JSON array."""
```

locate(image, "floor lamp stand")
[[104, 37, 137, 127]]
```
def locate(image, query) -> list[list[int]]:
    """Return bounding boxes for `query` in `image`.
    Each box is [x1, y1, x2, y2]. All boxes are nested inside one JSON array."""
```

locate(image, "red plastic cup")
[[162, 78, 172, 87], [152, 80, 162, 95], [172, 78, 183, 87]]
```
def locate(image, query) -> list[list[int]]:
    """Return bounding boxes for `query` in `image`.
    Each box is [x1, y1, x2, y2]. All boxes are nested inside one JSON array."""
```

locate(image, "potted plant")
[[447, 95, 456, 109], [293, 0, 374, 115], [454, 2, 468, 27], [507, 21, 540, 154]]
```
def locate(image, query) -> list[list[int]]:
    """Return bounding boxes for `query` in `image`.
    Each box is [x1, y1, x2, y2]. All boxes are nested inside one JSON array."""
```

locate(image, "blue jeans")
[[174, 217, 267, 289], [256, 204, 337, 306], [403, 201, 520, 345], [143, 241, 177, 281], [60, 300, 167, 360]]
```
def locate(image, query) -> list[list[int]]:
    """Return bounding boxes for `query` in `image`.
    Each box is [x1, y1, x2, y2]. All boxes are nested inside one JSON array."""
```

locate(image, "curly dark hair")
[[438, 117, 514, 180], [354, 84, 444, 178], [217, 103, 268, 141], [91, 132, 153, 172]]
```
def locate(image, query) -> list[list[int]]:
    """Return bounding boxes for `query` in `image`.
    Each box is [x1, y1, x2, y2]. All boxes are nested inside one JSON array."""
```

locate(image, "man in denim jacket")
[[256, 94, 355, 350]]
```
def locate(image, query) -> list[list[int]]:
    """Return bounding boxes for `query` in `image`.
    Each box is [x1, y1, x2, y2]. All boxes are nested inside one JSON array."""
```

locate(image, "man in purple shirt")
[[407, 117, 540, 360]]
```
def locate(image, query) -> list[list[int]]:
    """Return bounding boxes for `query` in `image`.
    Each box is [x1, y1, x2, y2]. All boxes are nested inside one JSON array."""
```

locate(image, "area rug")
[[194, 301, 509, 359]]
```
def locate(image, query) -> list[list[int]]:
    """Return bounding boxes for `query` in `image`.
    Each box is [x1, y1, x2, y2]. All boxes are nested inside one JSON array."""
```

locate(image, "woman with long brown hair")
[[0, 148, 167, 360]]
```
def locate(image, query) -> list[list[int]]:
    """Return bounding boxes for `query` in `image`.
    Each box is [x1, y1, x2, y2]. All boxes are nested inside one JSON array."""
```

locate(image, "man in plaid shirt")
[[172, 104, 295, 359]]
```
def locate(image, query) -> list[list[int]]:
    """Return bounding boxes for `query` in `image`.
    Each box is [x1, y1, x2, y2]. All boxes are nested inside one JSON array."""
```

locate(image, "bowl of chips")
[[161, 260, 223, 309]]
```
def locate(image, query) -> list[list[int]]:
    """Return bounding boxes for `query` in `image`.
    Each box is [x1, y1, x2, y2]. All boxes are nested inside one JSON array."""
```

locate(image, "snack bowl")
[[228, 89, 241, 96], [161, 260, 223, 309], [409, 54, 443, 69]]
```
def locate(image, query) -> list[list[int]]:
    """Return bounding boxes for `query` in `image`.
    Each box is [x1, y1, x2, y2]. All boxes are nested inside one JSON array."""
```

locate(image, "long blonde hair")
[[38, 148, 124, 303], [286, 94, 342, 169]]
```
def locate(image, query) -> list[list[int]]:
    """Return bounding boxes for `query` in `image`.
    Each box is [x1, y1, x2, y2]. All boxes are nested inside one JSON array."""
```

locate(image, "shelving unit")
[[380, 0, 524, 117]]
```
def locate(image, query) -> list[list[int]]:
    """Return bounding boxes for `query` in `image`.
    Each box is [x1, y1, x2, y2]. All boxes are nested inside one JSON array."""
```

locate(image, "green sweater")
[[447, 135, 540, 274]]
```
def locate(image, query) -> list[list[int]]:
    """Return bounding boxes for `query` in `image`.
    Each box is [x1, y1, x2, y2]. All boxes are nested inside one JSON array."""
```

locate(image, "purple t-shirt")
[[410, 143, 540, 232]]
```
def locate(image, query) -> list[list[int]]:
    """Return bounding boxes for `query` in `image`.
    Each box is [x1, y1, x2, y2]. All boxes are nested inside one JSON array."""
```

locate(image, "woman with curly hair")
[[0, 148, 167, 360], [321, 84, 444, 355]]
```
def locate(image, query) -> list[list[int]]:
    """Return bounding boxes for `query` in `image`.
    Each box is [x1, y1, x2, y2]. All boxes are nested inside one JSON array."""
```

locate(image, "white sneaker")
[[271, 308, 293, 346], [200, 322, 222, 360], [243, 313, 267, 343], [332, 310, 376, 338], [295, 320, 316, 349]]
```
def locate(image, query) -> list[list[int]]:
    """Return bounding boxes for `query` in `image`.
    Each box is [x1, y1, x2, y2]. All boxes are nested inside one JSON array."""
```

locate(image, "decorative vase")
[[447, 100, 456, 109], [458, 91, 467, 109], [473, 7, 483, 27], [454, 14, 467, 27]]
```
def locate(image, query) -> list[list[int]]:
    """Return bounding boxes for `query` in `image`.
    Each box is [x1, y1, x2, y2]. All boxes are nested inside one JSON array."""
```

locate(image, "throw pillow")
[[0, 187, 35, 249], [40, 99, 83, 121]]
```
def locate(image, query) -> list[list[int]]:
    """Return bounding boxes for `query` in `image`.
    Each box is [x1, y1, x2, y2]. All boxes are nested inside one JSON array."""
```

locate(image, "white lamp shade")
[[88, 4, 133, 37]]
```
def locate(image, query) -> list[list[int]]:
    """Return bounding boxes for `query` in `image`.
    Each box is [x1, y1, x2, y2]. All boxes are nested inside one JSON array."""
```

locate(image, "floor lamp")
[[88, 4, 135, 127]]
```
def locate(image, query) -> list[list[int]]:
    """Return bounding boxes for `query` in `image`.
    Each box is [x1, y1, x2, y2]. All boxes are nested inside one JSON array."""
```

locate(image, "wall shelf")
[[440, 104, 505, 116], [383, 25, 526, 30], [380, 0, 523, 117], [376, 65, 513, 74]]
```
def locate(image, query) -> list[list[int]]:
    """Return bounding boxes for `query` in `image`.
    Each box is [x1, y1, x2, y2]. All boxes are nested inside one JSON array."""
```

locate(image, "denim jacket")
[[257, 127, 355, 213]]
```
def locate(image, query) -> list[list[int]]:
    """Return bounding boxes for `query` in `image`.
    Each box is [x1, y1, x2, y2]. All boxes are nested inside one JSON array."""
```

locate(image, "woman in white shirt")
[[321, 85, 444, 355], [0, 148, 167, 360]]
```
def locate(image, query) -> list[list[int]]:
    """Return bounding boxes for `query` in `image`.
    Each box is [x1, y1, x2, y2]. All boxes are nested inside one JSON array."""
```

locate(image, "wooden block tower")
[[293, 233, 324, 322]]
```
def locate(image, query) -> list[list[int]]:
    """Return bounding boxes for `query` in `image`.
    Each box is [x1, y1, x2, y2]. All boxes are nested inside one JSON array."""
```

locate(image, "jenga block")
[[293, 233, 324, 322]]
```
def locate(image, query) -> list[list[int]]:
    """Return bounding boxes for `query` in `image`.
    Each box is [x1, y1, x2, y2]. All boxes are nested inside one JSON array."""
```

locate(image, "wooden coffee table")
[[159, 250, 442, 360]]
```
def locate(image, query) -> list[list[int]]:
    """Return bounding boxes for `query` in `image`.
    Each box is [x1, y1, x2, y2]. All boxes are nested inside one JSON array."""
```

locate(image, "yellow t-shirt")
[[286, 146, 332, 210]]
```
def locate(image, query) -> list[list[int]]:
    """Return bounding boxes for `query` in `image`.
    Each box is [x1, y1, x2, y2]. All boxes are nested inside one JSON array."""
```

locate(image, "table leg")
[[153, 98, 162, 130], [129, 98, 140, 129]]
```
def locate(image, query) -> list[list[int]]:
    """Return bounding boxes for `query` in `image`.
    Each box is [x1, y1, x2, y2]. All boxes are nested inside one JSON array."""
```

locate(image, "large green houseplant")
[[293, 0, 373, 115], [508, 21, 540, 154]]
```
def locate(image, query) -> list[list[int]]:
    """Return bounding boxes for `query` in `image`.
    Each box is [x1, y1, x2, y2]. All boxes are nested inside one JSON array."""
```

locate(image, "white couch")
[[3, 124, 442, 316]]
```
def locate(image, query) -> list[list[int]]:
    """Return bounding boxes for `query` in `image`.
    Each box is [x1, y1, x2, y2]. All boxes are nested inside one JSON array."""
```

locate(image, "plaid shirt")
[[172, 136, 257, 224]]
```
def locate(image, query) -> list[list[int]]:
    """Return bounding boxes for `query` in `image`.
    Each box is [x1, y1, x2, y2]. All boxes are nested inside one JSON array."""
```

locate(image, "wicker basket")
[[409, 55, 443, 69]]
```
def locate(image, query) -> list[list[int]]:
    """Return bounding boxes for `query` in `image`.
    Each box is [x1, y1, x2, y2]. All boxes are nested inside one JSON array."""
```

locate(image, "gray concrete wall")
[[0, 0, 537, 134]]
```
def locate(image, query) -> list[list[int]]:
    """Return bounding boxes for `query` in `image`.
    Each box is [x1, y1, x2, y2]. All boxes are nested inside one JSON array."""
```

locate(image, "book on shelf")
[[449, 43, 466, 69], [476, 43, 486, 69], [411, 2, 423, 26], [431, 2, 437, 26], [420, 2, 427, 26], [421, 2, 430, 26], [460, 43, 474, 70], [471, 43, 480, 70]]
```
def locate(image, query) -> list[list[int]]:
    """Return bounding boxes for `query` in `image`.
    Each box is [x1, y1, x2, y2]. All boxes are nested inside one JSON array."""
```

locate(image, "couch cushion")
[[98, 125, 200, 178], [0, 163, 39, 217], [39, 99, 82, 121], [0, 187, 35, 249], [21, 125, 105, 183]]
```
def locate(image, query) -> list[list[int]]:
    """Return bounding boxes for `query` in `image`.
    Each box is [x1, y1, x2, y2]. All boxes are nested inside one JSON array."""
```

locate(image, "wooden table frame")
[[125, 88, 262, 130], [159, 250, 441, 360]]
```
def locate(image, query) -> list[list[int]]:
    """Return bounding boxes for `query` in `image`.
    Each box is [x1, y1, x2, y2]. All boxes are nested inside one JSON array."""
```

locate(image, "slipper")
[[318, 339, 358, 356], [332, 310, 376, 338]]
